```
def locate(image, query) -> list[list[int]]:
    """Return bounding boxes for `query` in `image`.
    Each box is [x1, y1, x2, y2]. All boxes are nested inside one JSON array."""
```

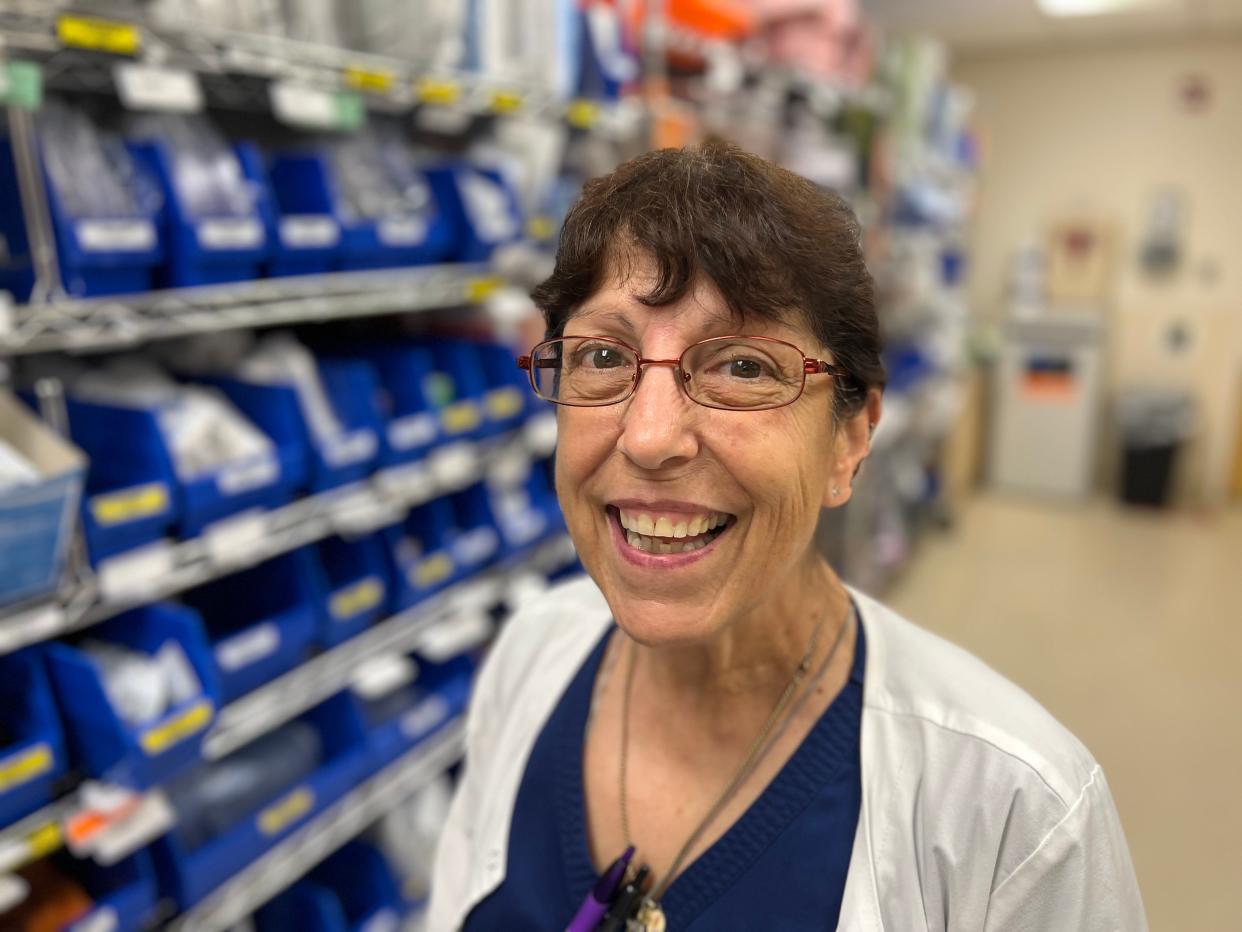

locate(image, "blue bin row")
[[2, 653, 472, 930], [0, 472, 559, 827], [46, 337, 541, 567], [0, 110, 525, 300]]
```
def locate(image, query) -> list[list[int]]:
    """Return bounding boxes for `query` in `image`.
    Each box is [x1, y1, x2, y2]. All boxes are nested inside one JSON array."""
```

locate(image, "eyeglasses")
[[517, 335, 842, 411]]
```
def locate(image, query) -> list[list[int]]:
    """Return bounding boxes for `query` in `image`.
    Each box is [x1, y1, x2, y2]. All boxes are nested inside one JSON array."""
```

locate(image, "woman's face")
[[554, 257, 871, 646]]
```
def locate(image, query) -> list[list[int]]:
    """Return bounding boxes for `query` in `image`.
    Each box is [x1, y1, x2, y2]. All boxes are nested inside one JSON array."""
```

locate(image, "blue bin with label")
[[152, 693, 370, 909], [249, 148, 342, 278], [210, 360, 380, 495], [127, 119, 268, 287], [425, 164, 523, 262], [0, 649, 68, 828], [181, 549, 320, 704], [476, 340, 532, 433], [59, 850, 160, 932], [63, 392, 295, 550], [358, 654, 471, 771], [339, 345, 444, 469], [44, 603, 219, 790], [446, 484, 501, 574], [414, 340, 491, 444], [311, 534, 392, 648], [382, 499, 460, 611], [0, 104, 164, 301]]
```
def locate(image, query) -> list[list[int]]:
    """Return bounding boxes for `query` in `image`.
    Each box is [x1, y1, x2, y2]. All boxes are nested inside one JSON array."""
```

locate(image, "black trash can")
[[1117, 390, 1194, 507]]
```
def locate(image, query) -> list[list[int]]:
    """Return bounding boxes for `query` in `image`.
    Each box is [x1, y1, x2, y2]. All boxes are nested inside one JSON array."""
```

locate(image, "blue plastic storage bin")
[[382, 499, 460, 611], [210, 361, 380, 495], [152, 694, 371, 909], [60, 851, 160, 932], [181, 550, 320, 704], [310, 534, 391, 648], [359, 654, 472, 771], [44, 604, 218, 790], [340, 345, 444, 469], [246, 147, 342, 278], [415, 340, 491, 444], [0, 650, 69, 828], [127, 124, 268, 288], [255, 880, 348, 932], [425, 164, 523, 262], [0, 111, 164, 302], [446, 484, 501, 574], [476, 340, 532, 433], [268, 150, 452, 272], [309, 841, 409, 932], [63, 393, 293, 548]]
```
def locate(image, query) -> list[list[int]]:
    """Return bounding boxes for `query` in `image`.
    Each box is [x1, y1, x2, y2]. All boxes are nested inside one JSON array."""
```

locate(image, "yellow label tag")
[[329, 577, 384, 620], [27, 821, 63, 859], [527, 215, 555, 241], [465, 275, 501, 303], [486, 387, 524, 420], [57, 15, 141, 55], [489, 89, 524, 115], [412, 552, 454, 589], [416, 78, 461, 106], [0, 743, 54, 793], [257, 786, 315, 836], [344, 67, 394, 94], [566, 99, 600, 129], [138, 700, 213, 756], [90, 482, 171, 527], [441, 401, 481, 434]]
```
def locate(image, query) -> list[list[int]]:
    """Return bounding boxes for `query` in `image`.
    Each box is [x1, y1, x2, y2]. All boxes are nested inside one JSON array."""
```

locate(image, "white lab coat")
[[428, 576, 1147, 931]]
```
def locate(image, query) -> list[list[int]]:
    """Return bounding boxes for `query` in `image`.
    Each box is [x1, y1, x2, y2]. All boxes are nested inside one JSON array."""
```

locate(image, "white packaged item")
[[282, 0, 344, 46], [0, 439, 39, 491], [349, 0, 466, 64], [83, 638, 201, 726], [234, 334, 344, 444]]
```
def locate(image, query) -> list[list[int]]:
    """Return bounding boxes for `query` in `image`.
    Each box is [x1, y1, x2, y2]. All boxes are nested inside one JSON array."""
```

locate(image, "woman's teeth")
[[616, 508, 732, 555]]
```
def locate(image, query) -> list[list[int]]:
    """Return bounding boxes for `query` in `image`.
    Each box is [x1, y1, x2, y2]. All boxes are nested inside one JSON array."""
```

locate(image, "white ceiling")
[[861, 0, 1242, 51]]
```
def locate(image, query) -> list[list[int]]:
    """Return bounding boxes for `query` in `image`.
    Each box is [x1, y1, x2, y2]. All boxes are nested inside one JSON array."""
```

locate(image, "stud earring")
[[832, 484, 840, 496]]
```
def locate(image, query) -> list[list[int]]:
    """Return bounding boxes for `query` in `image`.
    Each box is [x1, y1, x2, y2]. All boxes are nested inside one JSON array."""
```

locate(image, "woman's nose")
[[615, 363, 700, 470]]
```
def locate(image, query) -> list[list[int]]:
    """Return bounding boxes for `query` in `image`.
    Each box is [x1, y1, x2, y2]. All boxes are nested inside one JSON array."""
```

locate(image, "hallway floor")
[[885, 494, 1242, 932]]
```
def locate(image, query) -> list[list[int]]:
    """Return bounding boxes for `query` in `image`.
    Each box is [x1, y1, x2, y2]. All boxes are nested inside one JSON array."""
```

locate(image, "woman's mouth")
[[606, 505, 735, 560]]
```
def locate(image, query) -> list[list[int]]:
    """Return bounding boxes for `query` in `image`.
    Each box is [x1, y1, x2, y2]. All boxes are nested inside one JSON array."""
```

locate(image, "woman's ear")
[[824, 389, 882, 508]]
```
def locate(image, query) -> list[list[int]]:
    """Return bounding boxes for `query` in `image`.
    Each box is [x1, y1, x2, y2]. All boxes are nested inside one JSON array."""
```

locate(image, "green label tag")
[[1, 62, 43, 110], [335, 91, 365, 131]]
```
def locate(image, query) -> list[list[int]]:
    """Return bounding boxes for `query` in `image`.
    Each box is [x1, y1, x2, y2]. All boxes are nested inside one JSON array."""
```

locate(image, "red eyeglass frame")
[[516, 334, 842, 411]]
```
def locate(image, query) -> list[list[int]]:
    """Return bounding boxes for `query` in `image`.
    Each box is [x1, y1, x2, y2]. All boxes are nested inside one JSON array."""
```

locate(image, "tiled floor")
[[884, 494, 1242, 932]]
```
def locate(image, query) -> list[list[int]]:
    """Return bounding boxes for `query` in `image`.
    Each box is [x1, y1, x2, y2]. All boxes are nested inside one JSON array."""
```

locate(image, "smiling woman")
[[428, 140, 1146, 932]]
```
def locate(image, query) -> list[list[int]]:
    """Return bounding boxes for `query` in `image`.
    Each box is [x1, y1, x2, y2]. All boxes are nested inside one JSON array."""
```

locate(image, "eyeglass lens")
[[530, 337, 807, 409]]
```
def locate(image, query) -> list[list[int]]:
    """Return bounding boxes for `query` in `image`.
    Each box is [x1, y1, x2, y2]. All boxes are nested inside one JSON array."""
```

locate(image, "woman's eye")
[[582, 347, 626, 368], [727, 357, 767, 379]]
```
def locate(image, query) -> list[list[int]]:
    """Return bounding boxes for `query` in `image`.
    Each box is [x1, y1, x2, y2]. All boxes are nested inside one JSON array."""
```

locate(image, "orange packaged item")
[[4, 860, 94, 932]]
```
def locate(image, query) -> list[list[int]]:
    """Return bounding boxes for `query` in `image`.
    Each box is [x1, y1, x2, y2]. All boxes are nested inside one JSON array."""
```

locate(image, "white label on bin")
[[359, 908, 399, 932], [387, 412, 437, 451], [400, 694, 450, 741], [97, 540, 177, 604], [216, 454, 279, 495], [524, 413, 558, 456], [417, 612, 493, 662], [377, 215, 427, 246], [488, 448, 532, 488], [76, 219, 157, 252], [429, 442, 478, 489], [279, 215, 340, 248], [0, 874, 29, 914], [196, 217, 263, 250], [270, 81, 336, 130], [66, 905, 118, 932], [323, 429, 378, 468], [204, 510, 269, 568], [376, 462, 435, 505], [115, 63, 203, 113], [215, 622, 280, 672], [85, 790, 174, 867], [452, 527, 498, 566]]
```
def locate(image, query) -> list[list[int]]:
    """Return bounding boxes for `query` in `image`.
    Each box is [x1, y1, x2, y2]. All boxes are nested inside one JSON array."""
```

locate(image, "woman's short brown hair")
[[531, 138, 884, 418]]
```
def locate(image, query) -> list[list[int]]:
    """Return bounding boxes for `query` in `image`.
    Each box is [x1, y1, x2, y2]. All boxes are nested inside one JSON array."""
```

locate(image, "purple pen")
[[564, 845, 635, 932]]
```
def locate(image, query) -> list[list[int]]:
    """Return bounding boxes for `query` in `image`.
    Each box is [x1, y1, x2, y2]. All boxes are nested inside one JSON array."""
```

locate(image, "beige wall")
[[954, 38, 1242, 505]]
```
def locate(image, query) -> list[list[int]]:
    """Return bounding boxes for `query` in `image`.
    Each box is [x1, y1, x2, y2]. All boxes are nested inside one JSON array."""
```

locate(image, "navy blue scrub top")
[[464, 610, 865, 931]]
